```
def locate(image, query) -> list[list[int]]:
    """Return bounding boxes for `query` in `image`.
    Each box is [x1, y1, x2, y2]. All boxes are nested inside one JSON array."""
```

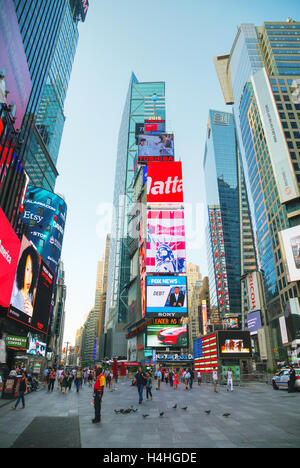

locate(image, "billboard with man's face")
[[146, 276, 188, 315]]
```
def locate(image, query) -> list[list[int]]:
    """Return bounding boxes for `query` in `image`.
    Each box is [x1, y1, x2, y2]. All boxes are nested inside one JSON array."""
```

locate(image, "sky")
[[55, 0, 299, 345]]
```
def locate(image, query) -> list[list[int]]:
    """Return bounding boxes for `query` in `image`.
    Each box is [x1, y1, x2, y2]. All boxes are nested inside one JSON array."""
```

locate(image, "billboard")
[[194, 334, 218, 374], [138, 134, 174, 162], [224, 317, 239, 329], [8, 236, 55, 335], [6, 335, 27, 350], [147, 162, 183, 204], [246, 271, 261, 312], [144, 120, 166, 134], [146, 323, 188, 348], [279, 225, 300, 282], [27, 333, 46, 357], [21, 186, 67, 274], [218, 331, 252, 358], [146, 276, 188, 315], [0, 0, 32, 130], [147, 210, 186, 273], [127, 336, 137, 361], [251, 68, 300, 203], [247, 310, 262, 335], [0, 207, 21, 308]]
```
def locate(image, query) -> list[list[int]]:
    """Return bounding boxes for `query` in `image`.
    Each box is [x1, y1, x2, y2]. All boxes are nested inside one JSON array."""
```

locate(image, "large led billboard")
[[147, 210, 186, 274], [27, 333, 46, 357], [218, 331, 252, 358], [138, 134, 174, 162], [147, 161, 183, 204], [146, 323, 188, 348], [0, 0, 32, 130], [0, 207, 21, 308], [8, 236, 55, 335], [21, 187, 67, 275], [279, 225, 300, 282], [247, 310, 262, 335], [146, 276, 188, 315]]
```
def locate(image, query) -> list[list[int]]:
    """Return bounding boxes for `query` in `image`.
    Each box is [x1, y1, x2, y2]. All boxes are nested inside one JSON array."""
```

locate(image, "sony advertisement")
[[147, 161, 183, 204], [8, 236, 55, 335], [0, 0, 32, 130], [147, 210, 186, 274], [218, 331, 252, 358], [146, 319, 188, 348], [146, 276, 188, 315], [21, 186, 67, 275], [0, 207, 21, 308], [279, 225, 300, 282], [138, 134, 174, 162]]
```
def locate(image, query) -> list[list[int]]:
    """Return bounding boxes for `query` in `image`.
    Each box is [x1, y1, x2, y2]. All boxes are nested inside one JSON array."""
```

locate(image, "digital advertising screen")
[[224, 317, 240, 329], [27, 333, 46, 357], [147, 161, 183, 204], [0, 0, 32, 130], [0, 207, 21, 308], [144, 120, 166, 134], [8, 236, 55, 335], [146, 276, 188, 315], [247, 310, 262, 335], [279, 225, 300, 282], [21, 186, 67, 275], [147, 210, 186, 274], [138, 134, 174, 162], [218, 331, 252, 358], [146, 322, 188, 348]]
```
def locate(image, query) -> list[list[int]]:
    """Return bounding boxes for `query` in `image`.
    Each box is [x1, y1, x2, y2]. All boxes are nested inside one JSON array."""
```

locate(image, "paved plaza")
[[0, 378, 300, 449]]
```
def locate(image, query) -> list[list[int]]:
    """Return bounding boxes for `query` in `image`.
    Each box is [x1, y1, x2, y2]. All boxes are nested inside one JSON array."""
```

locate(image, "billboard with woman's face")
[[8, 236, 55, 335]]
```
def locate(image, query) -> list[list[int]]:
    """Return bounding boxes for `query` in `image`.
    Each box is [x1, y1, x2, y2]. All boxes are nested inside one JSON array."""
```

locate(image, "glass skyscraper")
[[105, 74, 166, 356]]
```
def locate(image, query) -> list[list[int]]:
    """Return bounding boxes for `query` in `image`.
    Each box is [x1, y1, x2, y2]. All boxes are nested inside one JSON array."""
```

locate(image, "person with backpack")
[[92, 368, 105, 423]]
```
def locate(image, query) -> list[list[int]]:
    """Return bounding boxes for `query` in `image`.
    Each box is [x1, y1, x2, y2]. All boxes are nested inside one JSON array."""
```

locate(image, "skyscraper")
[[105, 74, 166, 357]]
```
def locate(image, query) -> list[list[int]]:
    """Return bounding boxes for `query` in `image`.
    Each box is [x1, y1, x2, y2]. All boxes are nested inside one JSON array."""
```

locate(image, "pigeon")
[[159, 412, 164, 417], [205, 410, 211, 415], [172, 404, 177, 409], [143, 414, 149, 418], [181, 407, 188, 410], [223, 413, 231, 417]]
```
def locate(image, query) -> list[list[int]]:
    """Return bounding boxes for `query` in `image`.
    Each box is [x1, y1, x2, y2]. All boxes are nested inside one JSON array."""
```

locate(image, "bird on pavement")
[[143, 414, 149, 418], [159, 412, 164, 417], [181, 407, 188, 410], [205, 410, 211, 415], [223, 413, 231, 417], [172, 404, 177, 409]]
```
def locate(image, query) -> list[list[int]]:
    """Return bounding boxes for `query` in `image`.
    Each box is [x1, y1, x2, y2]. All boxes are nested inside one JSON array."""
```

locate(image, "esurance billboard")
[[138, 134, 174, 162], [8, 236, 55, 335], [147, 161, 183, 204], [147, 210, 186, 274], [279, 225, 300, 282], [0, 0, 32, 130], [146, 276, 188, 315], [251, 68, 300, 203], [218, 331, 252, 358], [21, 186, 67, 275], [0, 207, 21, 308]]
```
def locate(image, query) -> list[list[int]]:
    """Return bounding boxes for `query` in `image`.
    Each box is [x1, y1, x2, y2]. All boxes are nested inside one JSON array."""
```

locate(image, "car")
[[272, 368, 300, 391], [157, 327, 188, 347]]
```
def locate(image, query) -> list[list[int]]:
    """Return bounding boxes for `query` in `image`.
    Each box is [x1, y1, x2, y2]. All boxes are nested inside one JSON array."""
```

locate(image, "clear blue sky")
[[55, 0, 299, 344]]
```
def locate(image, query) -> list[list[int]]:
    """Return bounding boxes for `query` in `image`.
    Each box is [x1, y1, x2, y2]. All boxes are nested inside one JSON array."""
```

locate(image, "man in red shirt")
[[92, 368, 105, 423]]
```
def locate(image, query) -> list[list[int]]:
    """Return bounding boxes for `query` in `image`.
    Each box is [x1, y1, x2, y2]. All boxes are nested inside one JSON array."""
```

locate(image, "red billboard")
[[0, 0, 32, 130], [0, 207, 21, 308], [147, 162, 183, 204]]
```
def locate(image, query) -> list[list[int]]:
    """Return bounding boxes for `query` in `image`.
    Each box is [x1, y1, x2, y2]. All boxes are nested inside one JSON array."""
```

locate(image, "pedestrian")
[[104, 368, 110, 388], [46, 367, 51, 388], [88, 370, 94, 387], [62, 372, 68, 394], [83, 369, 88, 385], [189, 369, 194, 389], [133, 367, 147, 404], [146, 372, 153, 400], [57, 368, 63, 391], [155, 368, 162, 390], [180, 368, 185, 383], [288, 365, 296, 393], [12, 371, 28, 410], [173, 370, 179, 390], [212, 369, 218, 393], [48, 369, 56, 392], [75, 367, 82, 393], [169, 369, 174, 388], [226, 368, 234, 392], [197, 370, 202, 386], [165, 371, 169, 385], [108, 370, 113, 392], [67, 372, 73, 391], [92, 368, 105, 423], [183, 369, 190, 390]]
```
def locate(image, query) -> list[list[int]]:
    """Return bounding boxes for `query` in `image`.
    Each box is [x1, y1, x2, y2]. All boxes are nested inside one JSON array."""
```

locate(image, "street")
[[0, 378, 300, 449]]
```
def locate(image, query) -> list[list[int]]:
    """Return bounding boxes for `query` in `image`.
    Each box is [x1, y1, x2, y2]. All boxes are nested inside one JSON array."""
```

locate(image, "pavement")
[[1, 378, 300, 448]]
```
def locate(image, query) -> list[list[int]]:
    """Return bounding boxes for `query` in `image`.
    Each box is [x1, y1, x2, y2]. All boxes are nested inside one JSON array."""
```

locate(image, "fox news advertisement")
[[218, 331, 252, 358], [146, 276, 188, 315], [8, 236, 55, 335], [21, 186, 67, 275], [146, 318, 188, 348]]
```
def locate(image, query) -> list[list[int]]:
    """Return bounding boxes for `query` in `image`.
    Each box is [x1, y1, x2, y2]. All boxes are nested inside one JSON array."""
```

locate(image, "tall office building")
[[214, 19, 300, 362], [105, 74, 166, 357], [204, 110, 257, 328], [14, 0, 88, 190]]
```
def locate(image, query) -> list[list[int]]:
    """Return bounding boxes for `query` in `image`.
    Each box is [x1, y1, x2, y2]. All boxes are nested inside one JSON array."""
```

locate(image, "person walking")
[[67, 372, 73, 391], [226, 368, 234, 392], [12, 371, 28, 410], [288, 365, 296, 393], [169, 369, 174, 388], [197, 370, 202, 386], [57, 368, 63, 391], [155, 368, 162, 390], [92, 368, 105, 423], [146, 372, 153, 401], [104, 369, 110, 388], [75, 368, 82, 393], [173, 370, 179, 390], [48, 369, 56, 392], [183, 369, 190, 390], [212, 369, 218, 393], [108, 370, 113, 392], [134, 367, 147, 404], [88, 370, 94, 388], [189, 369, 194, 390], [62, 372, 68, 394]]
